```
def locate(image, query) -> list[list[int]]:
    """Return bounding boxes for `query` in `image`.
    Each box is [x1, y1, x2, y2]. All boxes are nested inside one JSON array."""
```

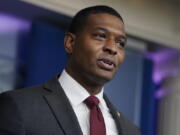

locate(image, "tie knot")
[[84, 96, 99, 109]]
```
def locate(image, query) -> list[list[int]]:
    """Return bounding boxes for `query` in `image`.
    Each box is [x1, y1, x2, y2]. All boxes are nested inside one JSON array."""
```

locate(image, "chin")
[[94, 71, 115, 84], [86, 68, 116, 85]]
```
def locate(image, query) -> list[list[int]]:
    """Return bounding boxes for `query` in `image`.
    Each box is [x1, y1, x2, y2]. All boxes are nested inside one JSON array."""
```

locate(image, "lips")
[[97, 58, 116, 71]]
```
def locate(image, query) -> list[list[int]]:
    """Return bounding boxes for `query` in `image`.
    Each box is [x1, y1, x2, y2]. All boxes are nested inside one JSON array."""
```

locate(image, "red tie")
[[84, 96, 106, 135]]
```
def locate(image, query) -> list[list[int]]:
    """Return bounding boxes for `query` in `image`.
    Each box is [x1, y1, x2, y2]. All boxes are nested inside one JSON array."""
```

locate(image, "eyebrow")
[[95, 27, 127, 42]]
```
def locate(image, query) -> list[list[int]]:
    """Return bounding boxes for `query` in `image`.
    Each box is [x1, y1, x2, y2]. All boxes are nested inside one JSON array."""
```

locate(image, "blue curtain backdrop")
[[24, 21, 66, 86], [105, 49, 144, 126], [140, 59, 157, 135]]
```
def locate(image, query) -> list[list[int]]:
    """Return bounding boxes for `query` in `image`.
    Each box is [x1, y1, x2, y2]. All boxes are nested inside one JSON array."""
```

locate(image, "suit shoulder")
[[0, 84, 47, 107], [0, 84, 44, 97], [120, 112, 141, 135]]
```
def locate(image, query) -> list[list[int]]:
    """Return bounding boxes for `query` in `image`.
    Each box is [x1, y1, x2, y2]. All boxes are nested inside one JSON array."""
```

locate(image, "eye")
[[116, 40, 126, 48], [93, 33, 106, 41]]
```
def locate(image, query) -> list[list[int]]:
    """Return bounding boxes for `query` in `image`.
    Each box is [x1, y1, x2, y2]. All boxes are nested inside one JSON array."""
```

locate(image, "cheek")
[[74, 37, 101, 67], [81, 41, 99, 59], [117, 51, 125, 65], [73, 46, 93, 68]]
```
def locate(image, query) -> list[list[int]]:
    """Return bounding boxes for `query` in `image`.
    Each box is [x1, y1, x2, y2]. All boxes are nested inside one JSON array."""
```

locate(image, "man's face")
[[65, 13, 126, 85]]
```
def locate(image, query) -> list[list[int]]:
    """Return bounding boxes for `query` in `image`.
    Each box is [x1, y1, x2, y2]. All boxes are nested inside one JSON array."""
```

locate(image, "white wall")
[[152, 53, 180, 135], [0, 14, 30, 92], [0, 32, 18, 92], [157, 76, 180, 135]]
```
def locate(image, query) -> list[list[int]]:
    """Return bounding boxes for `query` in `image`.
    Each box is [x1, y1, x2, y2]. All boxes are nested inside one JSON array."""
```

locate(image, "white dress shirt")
[[59, 70, 118, 135]]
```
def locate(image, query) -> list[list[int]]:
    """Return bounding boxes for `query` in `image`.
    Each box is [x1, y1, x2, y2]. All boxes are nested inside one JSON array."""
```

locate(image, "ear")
[[64, 32, 76, 54]]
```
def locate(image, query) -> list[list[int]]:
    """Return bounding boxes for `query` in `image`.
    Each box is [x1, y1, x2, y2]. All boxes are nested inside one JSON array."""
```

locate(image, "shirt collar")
[[58, 70, 104, 107]]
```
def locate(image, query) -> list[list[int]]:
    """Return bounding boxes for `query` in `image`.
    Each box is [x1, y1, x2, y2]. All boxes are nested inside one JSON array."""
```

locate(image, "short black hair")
[[68, 5, 124, 35]]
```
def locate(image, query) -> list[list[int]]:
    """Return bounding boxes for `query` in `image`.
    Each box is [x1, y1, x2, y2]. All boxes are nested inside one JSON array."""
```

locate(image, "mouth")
[[97, 58, 116, 71]]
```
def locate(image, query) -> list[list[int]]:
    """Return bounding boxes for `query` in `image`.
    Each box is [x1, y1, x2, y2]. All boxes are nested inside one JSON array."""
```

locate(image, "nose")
[[103, 39, 117, 55]]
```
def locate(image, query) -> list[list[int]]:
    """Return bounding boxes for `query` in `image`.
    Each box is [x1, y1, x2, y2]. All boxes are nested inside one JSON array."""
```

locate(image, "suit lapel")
[[43, 78, 83, 135], [103, 94, 126, 135]]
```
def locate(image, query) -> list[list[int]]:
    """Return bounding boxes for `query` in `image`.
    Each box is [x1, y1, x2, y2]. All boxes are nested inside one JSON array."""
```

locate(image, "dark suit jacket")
[[0, 77, 140, 135]]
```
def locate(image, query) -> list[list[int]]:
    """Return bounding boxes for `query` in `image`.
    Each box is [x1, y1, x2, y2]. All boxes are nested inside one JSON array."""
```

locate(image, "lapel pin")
[[117, 112, 120, 117]]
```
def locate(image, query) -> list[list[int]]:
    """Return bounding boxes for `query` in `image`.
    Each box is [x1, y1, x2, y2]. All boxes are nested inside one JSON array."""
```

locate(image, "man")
[[0, 5, 141, 135]]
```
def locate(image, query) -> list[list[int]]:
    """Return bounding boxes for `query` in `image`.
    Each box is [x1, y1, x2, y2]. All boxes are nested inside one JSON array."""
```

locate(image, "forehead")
[[84, 13, 125, 35]]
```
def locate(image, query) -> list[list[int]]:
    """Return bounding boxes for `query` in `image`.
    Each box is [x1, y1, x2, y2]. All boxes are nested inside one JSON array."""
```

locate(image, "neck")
[[65, 68, 103, 96]]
